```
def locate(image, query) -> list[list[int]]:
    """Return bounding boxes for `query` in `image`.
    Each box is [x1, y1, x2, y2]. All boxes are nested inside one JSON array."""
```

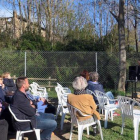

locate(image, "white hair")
[[72, 76, 88, 90]]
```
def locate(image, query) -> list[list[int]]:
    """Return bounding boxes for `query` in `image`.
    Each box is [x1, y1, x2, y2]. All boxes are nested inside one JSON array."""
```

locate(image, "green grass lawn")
[[62, 110, 137, 140], [48, 90, 138, 140]]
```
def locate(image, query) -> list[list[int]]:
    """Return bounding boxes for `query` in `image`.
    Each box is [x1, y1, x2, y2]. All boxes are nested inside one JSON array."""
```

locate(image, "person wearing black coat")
[[3, 72, 17, 93], [11, 77, 57, 140]]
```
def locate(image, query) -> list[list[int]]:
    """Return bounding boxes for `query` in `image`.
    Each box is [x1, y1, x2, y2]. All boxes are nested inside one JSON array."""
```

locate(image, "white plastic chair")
[[29, 82, 48, 99], [8, 105, 40, 140], [32, 82, 46, 91], [117, 96, 140, 140], [67, 103, 103, 140], [57, 82, 71, 93], [55, 86, 70, 130], [95, 90, 119, 128]]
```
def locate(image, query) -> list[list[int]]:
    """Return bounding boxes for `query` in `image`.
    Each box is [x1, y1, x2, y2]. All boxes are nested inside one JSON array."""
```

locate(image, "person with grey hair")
[[67, 76, 101, 134], [87, 72, 115, 101], [87, 72, 120, 116]]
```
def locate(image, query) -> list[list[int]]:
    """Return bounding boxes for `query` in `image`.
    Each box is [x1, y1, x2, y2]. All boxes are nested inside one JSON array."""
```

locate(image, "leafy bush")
[[17, 31, 52, 51]]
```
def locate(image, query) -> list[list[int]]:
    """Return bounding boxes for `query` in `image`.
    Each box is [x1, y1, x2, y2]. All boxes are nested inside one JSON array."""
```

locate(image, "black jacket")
[[0, 86, 5, 102], [3, 78, 17, 92], [11, 90, 36, 130]]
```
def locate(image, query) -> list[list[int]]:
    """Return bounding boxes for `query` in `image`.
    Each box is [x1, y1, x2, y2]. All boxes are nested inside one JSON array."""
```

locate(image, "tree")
[[118, 0, 126, 92], [108, 0, 126, 91]]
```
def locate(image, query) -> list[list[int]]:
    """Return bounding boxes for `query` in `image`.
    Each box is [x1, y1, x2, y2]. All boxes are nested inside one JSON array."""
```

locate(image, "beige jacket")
[[67, 93, 101, 121]]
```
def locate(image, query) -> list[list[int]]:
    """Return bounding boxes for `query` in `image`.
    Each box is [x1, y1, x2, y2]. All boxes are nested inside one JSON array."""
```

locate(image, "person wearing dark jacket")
[[3, 72, 17, 93], [0, 76, 9, 140], [11, 77, 57, 140], [87, 72, 115, 104]]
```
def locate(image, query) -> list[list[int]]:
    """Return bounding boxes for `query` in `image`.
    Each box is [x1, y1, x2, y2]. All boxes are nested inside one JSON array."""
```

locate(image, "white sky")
[[0, 7, 13, 17], [0, 1, 13, 17]]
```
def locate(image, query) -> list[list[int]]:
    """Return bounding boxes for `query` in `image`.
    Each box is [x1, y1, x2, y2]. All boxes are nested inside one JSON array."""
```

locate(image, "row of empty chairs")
[[55, 83, 71, 130], [118, 96, 140, 140], [94, 90, 119, 128], [29, 82, 48, 99]]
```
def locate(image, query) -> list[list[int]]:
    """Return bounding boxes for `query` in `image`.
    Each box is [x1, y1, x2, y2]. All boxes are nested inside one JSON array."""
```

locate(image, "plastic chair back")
[[8, 105, 40, 140]]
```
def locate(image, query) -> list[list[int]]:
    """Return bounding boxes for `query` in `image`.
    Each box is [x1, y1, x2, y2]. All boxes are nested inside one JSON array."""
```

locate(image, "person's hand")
[[30, 100, 33, 105], [2, 84, 5, 89], [31, 104, 36, 108], [30, 100, 36, 108], [6, 91, 14, 96], [39, 97, 46, 103]]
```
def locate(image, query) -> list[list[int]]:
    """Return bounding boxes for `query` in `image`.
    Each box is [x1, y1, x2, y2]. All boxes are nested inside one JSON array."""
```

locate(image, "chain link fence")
[[0, 51, 139, 92]]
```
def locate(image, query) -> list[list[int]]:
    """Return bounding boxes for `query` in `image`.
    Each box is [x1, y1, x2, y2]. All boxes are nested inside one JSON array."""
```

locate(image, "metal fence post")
[[25, 51, 26, 76], [96, 52, 98, 72]]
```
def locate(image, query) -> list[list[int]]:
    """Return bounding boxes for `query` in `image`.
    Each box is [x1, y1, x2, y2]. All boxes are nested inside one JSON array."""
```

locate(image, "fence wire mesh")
[[0, 51, 139, 93]]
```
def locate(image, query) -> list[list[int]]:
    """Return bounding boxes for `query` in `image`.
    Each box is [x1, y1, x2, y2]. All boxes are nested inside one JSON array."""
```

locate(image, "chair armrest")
[[38, 87, 46, 90], [107, 98, 118, 103], [17, 119, 31, 122]]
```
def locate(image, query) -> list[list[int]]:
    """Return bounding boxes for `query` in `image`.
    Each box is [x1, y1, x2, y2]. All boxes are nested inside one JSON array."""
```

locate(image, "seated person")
[[87, 72, 120, 116], [26, 90, 56, 114], [0, 75, 9, 109], [0, 75, 14, 132], [2, 72, 17, 95], [0, 92, 8, 140], [11, 77, 57, 140], [67, 76, 100, 134], [80, 70, 90, 81], [0, 76, 6, 103], [87, 72, 116, 105]]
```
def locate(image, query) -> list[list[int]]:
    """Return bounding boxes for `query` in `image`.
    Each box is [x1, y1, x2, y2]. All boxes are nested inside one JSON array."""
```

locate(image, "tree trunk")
[[34, 0, 41, 35], [27, 0, 32, 31], [93, 1, 96, 41], [126, 0, 130, 52], [134, 0, 138, 52], [18, 0, 23, 35], [118, 0, 126, 92]]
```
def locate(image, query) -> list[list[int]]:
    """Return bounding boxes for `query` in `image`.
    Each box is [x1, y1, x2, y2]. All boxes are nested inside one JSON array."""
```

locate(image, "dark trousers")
[[0, 119, 8, 140], [0, 108, 16, 132], [45, 104, 56, 115]]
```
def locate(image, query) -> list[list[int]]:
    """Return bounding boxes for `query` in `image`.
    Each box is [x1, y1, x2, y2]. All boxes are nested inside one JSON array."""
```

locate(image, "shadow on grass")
[[54, 115, 71, 140]]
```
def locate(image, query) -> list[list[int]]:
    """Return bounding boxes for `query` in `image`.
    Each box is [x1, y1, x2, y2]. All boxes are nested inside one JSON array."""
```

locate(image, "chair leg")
[[97, 120, 103, 140], [69, 123, 74, 140], [104, 110, 109, 128], [86, 126, 89, 135], [99, 107, 101, 114], [78, 126, 83, 140], [56, 105, 61, 119], [121, 115, 125, 135], [61, 113, 66, 130], [111, 110, 113, 121], [16, 131, 22, 140], [134, 119, 139, 140], [34, 129, 41, 140]]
